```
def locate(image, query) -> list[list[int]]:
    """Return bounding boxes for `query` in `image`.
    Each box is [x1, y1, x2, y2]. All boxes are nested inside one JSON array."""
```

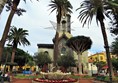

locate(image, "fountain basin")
[[32, 70, 78, 83], [40, 71, 71, 80]]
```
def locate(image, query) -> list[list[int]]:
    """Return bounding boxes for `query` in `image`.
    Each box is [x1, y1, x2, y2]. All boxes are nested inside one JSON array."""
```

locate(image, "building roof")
[[88, 59, 94, 63], [37, 44, 53, 48], [88, 52, 105, 58]]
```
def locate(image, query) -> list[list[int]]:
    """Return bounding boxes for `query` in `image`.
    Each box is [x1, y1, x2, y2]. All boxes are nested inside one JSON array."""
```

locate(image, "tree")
[[2, 47, 32, 66], [2, 47, 32, 72], [0, 0, 39, 15], [111, 58, 118, 74], [2, 47, 12, 64], [93, 61, 106, 73], [66, 35, 92, 74], [111, 38, 118, 56], [76, 0, 114, 81], [49, 0, 73, 66], [27, 60, 35, 71], [0, 0, 39, 62], [33, 52, 52, 72], [14, 48, 32, 67], [7, 26, 30, 63], [0, 0, 21, 62], [57, 53, 76, 72]]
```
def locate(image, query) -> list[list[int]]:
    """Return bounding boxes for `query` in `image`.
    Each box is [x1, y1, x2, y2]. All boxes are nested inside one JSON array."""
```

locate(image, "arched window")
[[100, 56, 103, 60], [44, 51, 49, 55]]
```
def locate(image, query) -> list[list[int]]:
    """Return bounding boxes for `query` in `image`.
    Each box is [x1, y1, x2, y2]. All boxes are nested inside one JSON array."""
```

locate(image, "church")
[[37, 14, 89, 74]]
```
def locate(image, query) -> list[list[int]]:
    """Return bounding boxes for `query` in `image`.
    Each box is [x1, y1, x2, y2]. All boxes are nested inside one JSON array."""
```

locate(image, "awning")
[[102, 65, 108, 69]]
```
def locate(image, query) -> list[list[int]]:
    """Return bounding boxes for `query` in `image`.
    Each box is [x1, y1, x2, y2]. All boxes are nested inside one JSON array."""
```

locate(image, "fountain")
[[32, 70, 78, 83]]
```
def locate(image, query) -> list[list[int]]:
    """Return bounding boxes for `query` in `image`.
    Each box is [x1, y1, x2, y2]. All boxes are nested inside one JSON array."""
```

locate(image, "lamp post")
[[89, 58, 93, 76], [91, 63, 93, 76]]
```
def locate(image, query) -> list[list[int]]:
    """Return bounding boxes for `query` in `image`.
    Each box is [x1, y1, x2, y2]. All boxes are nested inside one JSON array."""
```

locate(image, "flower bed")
[[33, 70, 78, 83], [33, 78, 77, 83]]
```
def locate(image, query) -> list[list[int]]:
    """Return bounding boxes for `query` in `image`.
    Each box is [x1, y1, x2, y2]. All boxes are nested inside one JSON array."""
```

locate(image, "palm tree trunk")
[[0, 0, 20, 61], [53, 14, 61, 66], [11, 47, 16, 63], [99, 19, 114, 82], [0, 0, 7, 14], [0, 8, 15, 61]]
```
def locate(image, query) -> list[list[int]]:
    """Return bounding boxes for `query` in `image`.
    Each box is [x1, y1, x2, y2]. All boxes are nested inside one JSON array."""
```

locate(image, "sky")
[[0, 0, 114, 55]]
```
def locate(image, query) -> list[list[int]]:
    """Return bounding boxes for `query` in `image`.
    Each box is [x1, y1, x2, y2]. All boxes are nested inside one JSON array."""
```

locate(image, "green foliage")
[[70, 75, 80, 79], [33, 52, 52, 67], [93, 61, 106, 72], [2, 47, 12, 63], [7, 26, 30, 47], [66, 36, 92, 54], [107, 0, 118, 35], [96, 76, 118, 82], [15, 48, 33, 66], [7, 26, 30, 63], [14, 74, 41, 79], [5, 0, 40, 16], [70, 75, 93, 80], [111, 58, 118, 70], [57, 54, 76, 68], [49, 0, 73, 23], [76, 0, 106, 27], [77, 0, 118, 29], [27, 60, 35, 67], [5, 0, 26, 16], [93, 61, 106, 67], [111, 38, 118, 55], [2, 47, 32, 66]]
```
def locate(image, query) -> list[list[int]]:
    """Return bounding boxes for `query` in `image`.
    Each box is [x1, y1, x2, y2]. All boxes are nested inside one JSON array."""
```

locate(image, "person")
[[6, 72, 10, 82], [1, 72, 10, 82]]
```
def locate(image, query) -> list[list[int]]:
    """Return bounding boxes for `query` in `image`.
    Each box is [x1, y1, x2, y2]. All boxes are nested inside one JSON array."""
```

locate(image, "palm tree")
[[106, 0, 118, 35], [0, 0, 20, 63], [7, 26, 30, 63], [0, 0, 39, 62], [76, 0, 113, 81], [66, 36, 92, 74], [0, 0, 40, 15], [49, 0, 73, 66]]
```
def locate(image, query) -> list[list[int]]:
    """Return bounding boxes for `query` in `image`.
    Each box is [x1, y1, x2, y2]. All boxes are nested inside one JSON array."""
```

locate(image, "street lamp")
[[89, 58, 93, 76], [91, 63, 93, 76]]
